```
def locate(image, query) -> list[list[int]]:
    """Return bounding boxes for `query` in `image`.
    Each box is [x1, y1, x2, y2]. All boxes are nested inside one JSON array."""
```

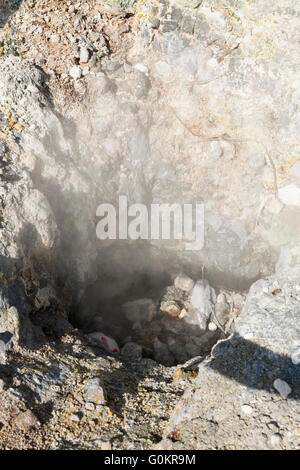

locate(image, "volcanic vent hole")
[[70, 242, 239, 366]]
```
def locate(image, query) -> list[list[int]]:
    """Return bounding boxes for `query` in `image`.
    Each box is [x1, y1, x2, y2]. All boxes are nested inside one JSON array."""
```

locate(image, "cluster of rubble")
[[0, 0, 136, 107], [87, 273, 246, 366]]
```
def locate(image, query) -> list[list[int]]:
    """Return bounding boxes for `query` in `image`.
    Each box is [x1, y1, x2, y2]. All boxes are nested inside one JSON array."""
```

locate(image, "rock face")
[[159, 268, 300, 450]]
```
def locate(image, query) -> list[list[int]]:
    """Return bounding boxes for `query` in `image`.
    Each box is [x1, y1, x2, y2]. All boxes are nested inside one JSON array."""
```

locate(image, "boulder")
[[159, 268, 300, 450]]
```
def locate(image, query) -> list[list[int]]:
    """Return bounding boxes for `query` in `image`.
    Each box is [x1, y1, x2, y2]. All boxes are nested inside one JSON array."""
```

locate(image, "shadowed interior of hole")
[[72, 242, 178, 335], [69, 240, 242, 365]]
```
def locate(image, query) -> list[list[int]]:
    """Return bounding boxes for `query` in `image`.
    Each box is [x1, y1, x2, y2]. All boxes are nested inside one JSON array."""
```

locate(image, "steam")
[[18, 28, 279, 348]]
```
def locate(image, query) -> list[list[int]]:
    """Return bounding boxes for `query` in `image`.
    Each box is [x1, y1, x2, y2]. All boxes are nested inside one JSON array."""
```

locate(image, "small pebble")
[[208, 322, 217, 331], [291, 349, 300, 365], [80, 46, 89, 63], [241, 404, 253, 415], [273, 378, 291, 399], [15, 410, 40, 431], [174, 273, 194, 292], [69, 65, 82, 79]]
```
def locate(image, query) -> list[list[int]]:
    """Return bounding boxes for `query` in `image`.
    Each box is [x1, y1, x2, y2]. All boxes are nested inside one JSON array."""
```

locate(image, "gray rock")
[[187, 280, 216, 330], [153, 339, 176, 366], [273, 378, 291, 399], [121, 342, 143, 361], [174, 273, 194, 292], [214, 301, 230, 327], [83, 377, 106, 405]]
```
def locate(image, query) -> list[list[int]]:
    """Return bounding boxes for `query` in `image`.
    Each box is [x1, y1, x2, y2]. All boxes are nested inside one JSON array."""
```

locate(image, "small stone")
[[187, 280, 216, 330], [84, 377, 106, 405], [214, 301, 230, 326], [160, 300, 181, 317], [273, 378, 291, 399], [69, 65, 82, 80], [179, 308, 187, 319], [121, 342, 143, 361], [208, 322, 217, 331], [70, 413, 81, 422], [174, 273, 194, 292], [241, 404, 253, 415], [15, 410, 40, 431], [80, 46, 90, 63], [291, 349, 300, 365], [85, 402, 95, 411]]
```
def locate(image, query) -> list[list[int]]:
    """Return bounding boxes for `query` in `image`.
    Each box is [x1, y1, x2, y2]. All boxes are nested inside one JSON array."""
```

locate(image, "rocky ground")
[[0, 0, 299, 450]]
